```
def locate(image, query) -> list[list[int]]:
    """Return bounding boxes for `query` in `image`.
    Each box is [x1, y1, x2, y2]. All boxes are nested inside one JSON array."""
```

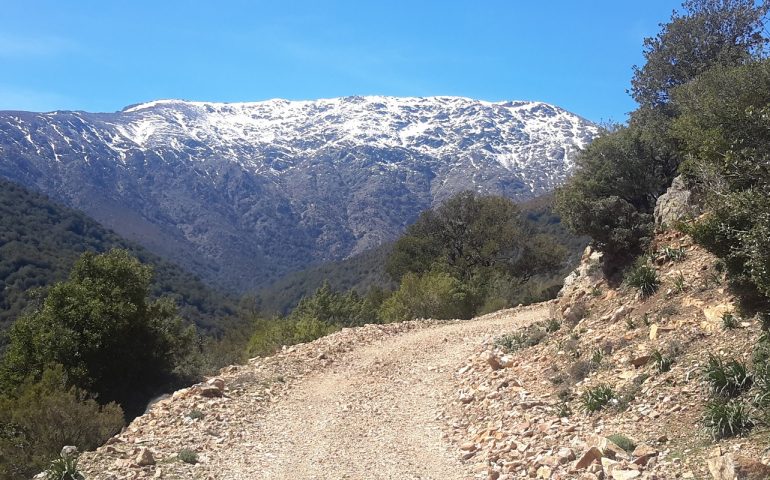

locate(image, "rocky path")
[[210, 305, 547, 480]]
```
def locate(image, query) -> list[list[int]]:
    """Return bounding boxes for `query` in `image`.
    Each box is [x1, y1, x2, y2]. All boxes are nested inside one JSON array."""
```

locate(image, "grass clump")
[[662, 246, 686, 262], [606, 434, 636, 453], [704, 354, 752, 397], [45, 450, 84, 480], [178, 448, 198, 464], [722, 312, 739, 330], [672, 272, 686, 293], [187, 409, 205, 420], [626, 259, 660, 297], [546, 318, 561, 333], [580, 384, 615, 413], [652, 350, 673, 373], [704, 398, 754, 440], [494, 325, 546, 353]]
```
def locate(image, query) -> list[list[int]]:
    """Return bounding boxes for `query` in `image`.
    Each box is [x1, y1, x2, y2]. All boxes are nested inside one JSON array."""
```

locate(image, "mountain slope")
[[0, 96, 597, 291], [0, 178, 237, 333]]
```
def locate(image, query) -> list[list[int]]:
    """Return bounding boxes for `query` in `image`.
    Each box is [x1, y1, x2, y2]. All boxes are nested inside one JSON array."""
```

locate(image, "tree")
[[0, 249, 198, 416], [555, 125, 673, 261], [386, 192, 564, 282], [672, 59, 770, 305], [632, 0, 769, 110]]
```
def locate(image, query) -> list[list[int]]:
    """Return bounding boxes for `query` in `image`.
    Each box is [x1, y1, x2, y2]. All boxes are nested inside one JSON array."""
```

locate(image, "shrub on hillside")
[[0, 366, 124, 480], [0, 249, 199, 417], [625, 259, 660, 297], [379, 271, 478, 322]]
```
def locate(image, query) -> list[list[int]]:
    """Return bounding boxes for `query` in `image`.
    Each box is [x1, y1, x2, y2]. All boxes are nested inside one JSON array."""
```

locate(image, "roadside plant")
[[672, 272, 686, 293], [704, 354, 752, 397], [704, 398, 754, 440], [626, 259, 660, 297], [652, 350, 673, 373], [722, 312, 739, 330], [45, 450, 84, 480], [606, 434, 635, 453], [580, 384, 615, 413], [662, 246, 686, 262], [178, 448, 198, 464]]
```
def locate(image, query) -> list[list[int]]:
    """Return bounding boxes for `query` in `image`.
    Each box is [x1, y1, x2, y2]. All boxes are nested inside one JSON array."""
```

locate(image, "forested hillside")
[[253, 193, 586, 316], [0, 178, 238, 333]]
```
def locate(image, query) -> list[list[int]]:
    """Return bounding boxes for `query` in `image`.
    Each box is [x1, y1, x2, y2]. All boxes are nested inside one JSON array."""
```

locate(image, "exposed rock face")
[[707, 454, 770, 480], [654, 176, 701, 228], [0, 96, 597, 291]]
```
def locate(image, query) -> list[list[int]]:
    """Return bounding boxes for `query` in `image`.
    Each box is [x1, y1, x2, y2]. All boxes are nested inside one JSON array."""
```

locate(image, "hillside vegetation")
[[0, 178, 239, 333], [245, 191, 578, 357]]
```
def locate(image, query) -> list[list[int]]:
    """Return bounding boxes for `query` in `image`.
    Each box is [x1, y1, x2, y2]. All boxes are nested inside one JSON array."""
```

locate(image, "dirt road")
[[212, 305, 548, 480]]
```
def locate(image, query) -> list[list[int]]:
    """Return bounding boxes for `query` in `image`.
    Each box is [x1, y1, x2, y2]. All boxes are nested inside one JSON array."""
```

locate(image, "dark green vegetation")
[[246, 192, 577, 357], [0, 178, 238, 333], [252, 193, 583, 317], [552, 0, 770, 444], [0, 250, 199, 478], [556, 0, 770, 271], [252, 243, 395, 316]]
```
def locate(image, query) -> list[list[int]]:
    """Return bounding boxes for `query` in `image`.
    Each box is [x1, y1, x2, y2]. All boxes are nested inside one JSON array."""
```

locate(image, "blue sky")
[[1, 1, 682, 122]]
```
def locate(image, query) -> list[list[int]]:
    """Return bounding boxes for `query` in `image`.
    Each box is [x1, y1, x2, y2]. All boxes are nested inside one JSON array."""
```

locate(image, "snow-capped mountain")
[[0, 96, 598, 291]]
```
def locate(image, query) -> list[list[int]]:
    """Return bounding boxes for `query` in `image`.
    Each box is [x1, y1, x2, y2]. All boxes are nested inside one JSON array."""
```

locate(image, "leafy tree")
[[555, 125, 672, 261], [672, 58, 770, 305], [0, 249, 198, 416], [631, 0, 769, 110], [387, 192, 564, 283]]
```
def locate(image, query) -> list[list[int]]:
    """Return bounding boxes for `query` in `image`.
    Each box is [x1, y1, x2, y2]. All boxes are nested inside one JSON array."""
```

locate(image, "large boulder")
[[654, 176, 701, 229]]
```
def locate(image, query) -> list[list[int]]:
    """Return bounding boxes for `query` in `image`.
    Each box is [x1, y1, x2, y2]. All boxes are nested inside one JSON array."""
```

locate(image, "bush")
[[580, 384, 615, 413], [606, 434, 636, 453], [625, 259, 660, 297], [0, 366, 124, 479], [45, 451, 84, 480], [178, 448, 198, 464], [379, 271, 477, 322], [704, 354, 752, 397], [0, 249, 199, 417], [704, 398, 754, 440], [494, 325, 546, 353]]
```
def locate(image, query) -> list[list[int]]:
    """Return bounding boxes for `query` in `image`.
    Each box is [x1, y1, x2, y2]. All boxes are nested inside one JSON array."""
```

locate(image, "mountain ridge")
[[0, 96, 598, 291]]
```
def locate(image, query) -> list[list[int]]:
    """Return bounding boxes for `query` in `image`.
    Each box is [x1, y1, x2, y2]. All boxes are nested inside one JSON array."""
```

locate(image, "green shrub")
[[704, 354, 752, 397], [625, 259, 659, 297], [752, 366, 770, 407], [187, 410, 205, 420], [0, 249, 199, 417], [662, 246, 686, 262], [0, 366, 124, 479], [45, 450, 84, 480], [606, 434, 636, 453], [580, 385, 615, 413], [178, 448, 198, 464], [546, 318, 561, 333], [704, 398, 754, 440], [379, 271, 477, 322], [672, 272, 686, 293], [494, 325, 546, 353], [722, 312, 739, 330]]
